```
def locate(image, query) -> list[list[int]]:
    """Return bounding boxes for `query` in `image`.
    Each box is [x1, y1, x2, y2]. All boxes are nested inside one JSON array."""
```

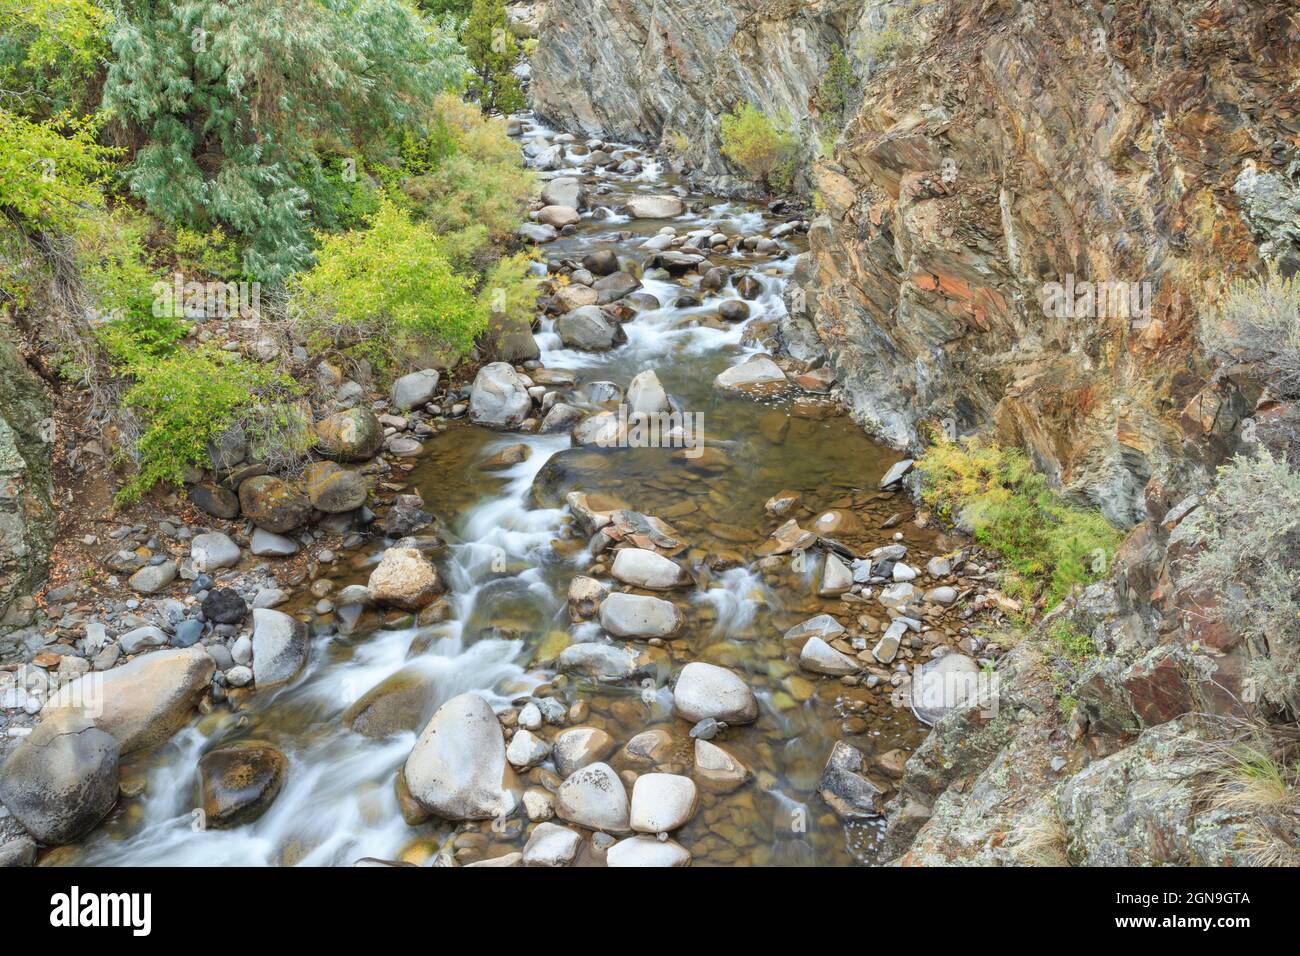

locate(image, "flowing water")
[[64, 116, 936, 867]]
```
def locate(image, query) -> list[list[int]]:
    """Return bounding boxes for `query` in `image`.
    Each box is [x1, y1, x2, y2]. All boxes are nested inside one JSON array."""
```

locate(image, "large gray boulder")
[[0, 710, 119, 844], [541, 177, 584, 209], [43, 646, 214, 754], [404, 692, 517, 820], [625, 195, 685, 219], [556, 306, 627, 351], [390, 369, 440, 411], [469, 363, 532, 429], [251, 608, 310, 688]]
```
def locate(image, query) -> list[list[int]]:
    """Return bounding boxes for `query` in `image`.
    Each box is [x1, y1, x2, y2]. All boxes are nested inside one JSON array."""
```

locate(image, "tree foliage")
[[463, 0, 523, 115], [103, 0, 467, 281]]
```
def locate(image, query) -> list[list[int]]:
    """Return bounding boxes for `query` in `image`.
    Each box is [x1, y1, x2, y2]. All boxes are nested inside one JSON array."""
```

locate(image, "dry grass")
[[1010, 806, 1071, 866], [1181, 717, 1300, 867]]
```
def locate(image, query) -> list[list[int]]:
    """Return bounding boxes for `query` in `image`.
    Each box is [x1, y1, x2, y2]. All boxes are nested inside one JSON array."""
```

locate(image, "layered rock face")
[[0, 331, 56, 628], [531, 0, 886, 186], [800, 0, 1300, 526]]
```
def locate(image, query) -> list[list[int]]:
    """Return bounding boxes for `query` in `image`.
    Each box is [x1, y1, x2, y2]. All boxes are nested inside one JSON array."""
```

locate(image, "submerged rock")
[[196, 740, 288, 828]]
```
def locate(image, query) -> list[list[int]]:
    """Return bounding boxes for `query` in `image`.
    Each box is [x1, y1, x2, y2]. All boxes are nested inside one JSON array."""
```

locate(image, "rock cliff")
[[531, 0, 889, 188], [801, 0, 1299, 527], [0, 327, 56, 629]]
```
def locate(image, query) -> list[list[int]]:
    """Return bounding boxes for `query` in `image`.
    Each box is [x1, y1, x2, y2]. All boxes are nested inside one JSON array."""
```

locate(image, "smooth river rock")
[[629, 772, 698, 833], [469, 363, 533, 429], [598, 591, 683, 639], [367, 547, 445, 611], [610, 548, 692, 590], [251, 608, 309, 688], [672, 661, 758, 724], [42, 646, 215, 754], [555, 762, 630, 833], [404, 692, 517, 820], [606, 835, 691, 867]]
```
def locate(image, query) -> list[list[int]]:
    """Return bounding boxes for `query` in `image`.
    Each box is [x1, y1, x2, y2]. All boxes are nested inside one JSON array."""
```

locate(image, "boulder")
[[566, 576, 608, 620], [518, 222, 557, 243], [314, 407, 384, 461], [593, 272, 641, 304], [343, 665, 438, 737], [910, 653, 980, 726], [251, 608, 310, 688], [599, 591, 683, 639], [304, 461, 368, 513], [818, 553, 853, 596], [43, 646, 214, 754], [581, 249, 619, 275], [128, 561, 177, 595], [469, 363, 532, 429], [202, 587, 247, 625], [610, 548, 692, 590], [0, 710, 118, 844], [505, 728, 550, 770], [189, 483, 240, 520], [555, 762, 630, 832], [556, 642, 659, 682], [388, 368, 439, 411], [552, 282, 599, 311], [250, 528, 299, 557], [713, 355, 788, 392], [541, 177, 584, 209], [196, 740, 288, 828], [626, 195, 685, 219], [404, 692, 517, 820], [556, 306, 626, 351], [629, 772, 697, 833], [538, 205, 580, 228], [238, 476, 312, 533], [190, 532, 241, 573], [367, 547, 445, 610], [672, 662, 758, 724]]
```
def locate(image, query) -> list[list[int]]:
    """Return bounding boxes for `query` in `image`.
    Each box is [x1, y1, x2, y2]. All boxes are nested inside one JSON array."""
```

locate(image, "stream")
[[64, 115, 937, 867]]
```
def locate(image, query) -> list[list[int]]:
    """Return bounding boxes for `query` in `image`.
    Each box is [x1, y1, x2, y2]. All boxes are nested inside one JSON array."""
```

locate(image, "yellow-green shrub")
[[720, 104, 800, 193], [292, 198, 487, 371], [399, 93, 535, 264], [119, 346, 298, 502], [920, 436, 1121, 609]]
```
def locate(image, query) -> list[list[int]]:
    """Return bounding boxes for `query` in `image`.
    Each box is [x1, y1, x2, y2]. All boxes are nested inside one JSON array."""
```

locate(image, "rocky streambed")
[[0, 115, 1015, 868]]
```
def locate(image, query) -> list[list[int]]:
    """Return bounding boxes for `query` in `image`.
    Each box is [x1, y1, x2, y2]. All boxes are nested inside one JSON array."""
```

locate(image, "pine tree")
[[463, 0, 524, 116], [103, 0, 467, 282]]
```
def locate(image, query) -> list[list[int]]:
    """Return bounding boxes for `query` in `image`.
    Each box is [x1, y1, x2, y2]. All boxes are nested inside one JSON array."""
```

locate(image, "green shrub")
[[1184, 450, 1300, 713], [0, 0, 111, 117], [119, 346, 298, 502], [920, 436, 1122, 609], [292, 199, 487, 371], [0, 108, 115, 231], [720, 104, 800, 194], [398, 93, 535, 264]]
